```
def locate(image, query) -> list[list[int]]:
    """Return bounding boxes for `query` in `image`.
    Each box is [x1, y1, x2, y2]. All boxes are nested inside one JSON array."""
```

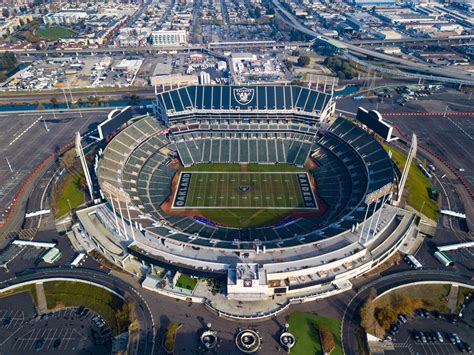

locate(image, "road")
[[342, 270, 474, 355], [271, 0, 474, 85], [0, 268, 156, 355]]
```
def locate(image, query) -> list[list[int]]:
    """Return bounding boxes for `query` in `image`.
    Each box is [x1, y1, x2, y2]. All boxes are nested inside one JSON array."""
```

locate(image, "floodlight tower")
[[395, 133, 417, 205], [75, 132, 94, 200]]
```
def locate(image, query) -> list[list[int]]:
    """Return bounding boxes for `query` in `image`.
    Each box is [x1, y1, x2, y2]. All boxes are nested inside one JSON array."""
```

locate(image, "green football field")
[[173, 171, 316, 209]]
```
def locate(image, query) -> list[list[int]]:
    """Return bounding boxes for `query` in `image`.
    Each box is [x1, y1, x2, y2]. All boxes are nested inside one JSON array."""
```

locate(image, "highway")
[[271, 0, 474, 85], [349, 35, 474, 46], [0, 268, 156, 355], [9, 40, 310, 58], [342, 270, 474, 355]]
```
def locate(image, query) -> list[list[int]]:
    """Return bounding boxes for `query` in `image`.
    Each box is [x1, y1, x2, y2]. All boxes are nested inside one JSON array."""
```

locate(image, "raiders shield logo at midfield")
[[233, 87, 255, 105]]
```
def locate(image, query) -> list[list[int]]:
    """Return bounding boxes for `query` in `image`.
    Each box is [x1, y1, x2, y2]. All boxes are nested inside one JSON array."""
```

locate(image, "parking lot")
[[386, 314, 474, 355], [0, 293, 112, 354]]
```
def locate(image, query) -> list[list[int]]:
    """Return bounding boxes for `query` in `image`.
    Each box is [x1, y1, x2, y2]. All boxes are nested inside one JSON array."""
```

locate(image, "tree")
[[60, 149, 77, 172], [0, 52, 17, 71], [297, 55, 311, 67], [2, 8, 10, 18], [319, 327, 335, 354], [360, 288, 377, 333], [255, 7, 261, 18], [376, 307, 398, 330]]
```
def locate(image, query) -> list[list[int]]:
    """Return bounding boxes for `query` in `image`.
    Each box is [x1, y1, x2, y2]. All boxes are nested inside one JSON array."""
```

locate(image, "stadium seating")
[[155, 85, 332, 118], [98, 91, 395, 251], [170, 122, 317, 167]]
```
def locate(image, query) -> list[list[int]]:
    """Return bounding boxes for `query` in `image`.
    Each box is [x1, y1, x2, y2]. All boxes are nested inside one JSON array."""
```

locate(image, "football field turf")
[[173, 171, 317, 209]]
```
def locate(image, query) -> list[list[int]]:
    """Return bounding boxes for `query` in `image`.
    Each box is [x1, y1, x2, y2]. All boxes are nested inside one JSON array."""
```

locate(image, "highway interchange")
[[270, 0, 474, 86]]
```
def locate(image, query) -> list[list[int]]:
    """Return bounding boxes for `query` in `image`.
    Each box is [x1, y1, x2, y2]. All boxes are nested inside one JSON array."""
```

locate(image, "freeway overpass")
[[271, 0, 474, 86], [349, 35, 474, 47], [6, 40, 310, 59]]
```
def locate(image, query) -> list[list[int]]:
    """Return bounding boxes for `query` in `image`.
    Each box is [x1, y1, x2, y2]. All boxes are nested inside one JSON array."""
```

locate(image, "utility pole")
[[62, 88, 70, 109], [42, 117, 49, 132], [5, 157, 13, 173], [75, 132, 94, 199]]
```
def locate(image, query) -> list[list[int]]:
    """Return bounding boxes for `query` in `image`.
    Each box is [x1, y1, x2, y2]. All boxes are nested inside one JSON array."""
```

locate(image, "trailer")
[[434, 251, 454, 267], [71, 253, 86, 267]]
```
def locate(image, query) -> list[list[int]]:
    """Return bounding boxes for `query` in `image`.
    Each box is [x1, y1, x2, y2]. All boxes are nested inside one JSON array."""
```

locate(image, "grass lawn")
[[199, 208, 292, 228], [287, 311, 343, 355], [38, 26, 77, 41], [383, 144, 438, 221], [54, 172, 85, 218], [43, 281, 130, 335], [175, 274, 198, 290], [180, 163, 309, 227], [164, 322, 181, 353], [179, 171, 309, 209], [0, 284, 37, 304]]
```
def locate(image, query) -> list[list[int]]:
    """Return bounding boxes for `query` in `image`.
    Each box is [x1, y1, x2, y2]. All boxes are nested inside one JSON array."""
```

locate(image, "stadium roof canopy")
[[155, 85, 333, 116]]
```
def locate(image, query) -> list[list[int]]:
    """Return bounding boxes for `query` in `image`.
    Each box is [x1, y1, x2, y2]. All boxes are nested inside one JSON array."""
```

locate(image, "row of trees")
[[360, 288, 427, 335], [0, 52, 17, 72], [324, 56, 358, 80]]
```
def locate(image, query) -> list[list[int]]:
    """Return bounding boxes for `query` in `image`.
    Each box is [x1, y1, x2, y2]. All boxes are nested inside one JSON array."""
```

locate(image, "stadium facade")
[[79, 84, 416, 303]]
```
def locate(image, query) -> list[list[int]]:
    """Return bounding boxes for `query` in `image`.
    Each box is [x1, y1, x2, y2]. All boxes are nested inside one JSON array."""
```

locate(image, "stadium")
[[83, 84, 417, 302]]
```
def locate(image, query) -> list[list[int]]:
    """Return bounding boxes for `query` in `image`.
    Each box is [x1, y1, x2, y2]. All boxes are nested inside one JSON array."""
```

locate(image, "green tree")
[[255, 7, 261, 18], [0, 52, 17, 71], [297, 55, 311, 67]]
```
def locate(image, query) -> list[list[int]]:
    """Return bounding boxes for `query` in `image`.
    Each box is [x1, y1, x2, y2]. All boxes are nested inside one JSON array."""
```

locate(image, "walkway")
[[447, 285, 459, 313], [35, 282, 47, 314]]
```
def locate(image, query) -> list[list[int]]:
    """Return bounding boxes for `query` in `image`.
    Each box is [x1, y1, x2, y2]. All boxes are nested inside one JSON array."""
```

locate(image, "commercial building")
[[43, 10, 88, 25], [151, 29, 188, 46]]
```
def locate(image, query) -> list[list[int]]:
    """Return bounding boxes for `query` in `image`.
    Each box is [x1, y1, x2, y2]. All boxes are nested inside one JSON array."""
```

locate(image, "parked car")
[[413, 331, 421, 342], [35, 339, 44, 352], [449, 333, 461, 344], [419, 331, 427, 343], [436, 331, 444, 343], [398, 314, 408, 323]]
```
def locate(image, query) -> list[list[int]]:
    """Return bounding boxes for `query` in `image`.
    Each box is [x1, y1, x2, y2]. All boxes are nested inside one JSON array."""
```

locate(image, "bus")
[[434, 251, 454, 267], [405, 254, 423, 269]]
